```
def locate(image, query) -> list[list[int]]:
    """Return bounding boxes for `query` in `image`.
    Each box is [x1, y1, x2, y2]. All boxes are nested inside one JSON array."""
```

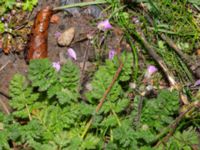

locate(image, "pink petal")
[[109, 49, 116, 59], [132, 17, 139, 24], [147, 65, 158, 75], [194, 79, 200, 86], [145, 65, 158, 78], [97, 19, 112, 31], [67, 48, 77, 60], [52, 61, 61, 72], [54, 31, 61, 39]]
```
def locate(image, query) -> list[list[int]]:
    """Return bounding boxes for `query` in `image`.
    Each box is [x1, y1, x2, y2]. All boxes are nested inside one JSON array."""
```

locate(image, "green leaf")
[[187, 0, 200, 5], [4, 0, 15, 9], [163, 127, 199, 149], [81, 134, 100, 149], [9, 74, 39, 118], [23, 0, 38, 11], [114, 98, 130, 113], [28, 59, 57, 91], [113, 120, 138, 149], [0, 129, 10, 150], [101, 115, 118, 127], [55, 60, 80, 105], [0, 21, 4, 33], [141, 89, 179, 132]]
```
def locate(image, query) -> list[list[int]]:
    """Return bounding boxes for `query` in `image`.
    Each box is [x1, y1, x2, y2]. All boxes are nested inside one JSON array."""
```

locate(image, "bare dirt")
[[0, 0, 102, 113]]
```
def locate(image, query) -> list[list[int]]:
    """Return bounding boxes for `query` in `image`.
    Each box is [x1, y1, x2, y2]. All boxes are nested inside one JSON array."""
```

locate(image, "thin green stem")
[[126, 33, 138, 81], [110, 129, 113, 142], [111, 108, 121, 126], [108, 101, 121, 126], [53, 0, 107, 11], [81, 118, 93, 139], [81, 62, 123, 139]]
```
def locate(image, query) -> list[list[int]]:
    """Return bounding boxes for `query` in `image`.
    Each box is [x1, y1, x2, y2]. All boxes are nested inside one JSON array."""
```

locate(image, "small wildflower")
[[52, 61, 61, 72], [109, 49, 116, 59], [85, 82, 93, 91], [194, 79, 200, 86], [146, 85, 154, 91], [67, 48, 77, 60], [129, 82, 136, 89], [145, 65, 158, 78], [132, 17, 139, 24], [54, 31, 61, 39], [1, 17, 5, 21], [97, 19, 112, 31]]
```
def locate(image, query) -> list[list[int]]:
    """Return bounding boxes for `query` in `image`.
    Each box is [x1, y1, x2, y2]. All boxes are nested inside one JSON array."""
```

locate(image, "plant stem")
[[154, 102, 199, 147], [111, 108, 121, 126], [53, 0, 107, 11], [134, 30, 178, 88], [81, 62, 124, 139], [25, 104, 32, 121], [126, 33, 138, 81]]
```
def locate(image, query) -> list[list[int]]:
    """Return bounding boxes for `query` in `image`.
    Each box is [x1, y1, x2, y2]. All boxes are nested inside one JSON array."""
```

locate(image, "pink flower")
[[194, 79, 200, 86], [97, 19, 112, 31], [145, 65, 158, 78], [54, 31, 61, 39], [67, 48, 77, 60], [109, 49, 116, 59], [132, 17, 139, 24], [52, 61, 61, 72]]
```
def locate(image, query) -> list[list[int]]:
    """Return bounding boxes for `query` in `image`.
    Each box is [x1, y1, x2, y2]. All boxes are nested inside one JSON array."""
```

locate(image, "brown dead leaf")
[[57, 27, 75, 46]]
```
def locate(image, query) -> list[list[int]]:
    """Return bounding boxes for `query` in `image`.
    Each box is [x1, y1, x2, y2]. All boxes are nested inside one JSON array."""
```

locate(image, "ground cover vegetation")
[[0, 0, 200, 149]]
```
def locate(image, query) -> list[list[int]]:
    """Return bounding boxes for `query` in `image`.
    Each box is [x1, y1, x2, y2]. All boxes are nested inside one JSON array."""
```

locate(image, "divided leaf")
[[28, 59, 57, 91]]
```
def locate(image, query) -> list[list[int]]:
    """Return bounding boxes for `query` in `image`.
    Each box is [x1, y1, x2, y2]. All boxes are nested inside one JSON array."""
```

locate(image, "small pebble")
[[83, 5, 102, 18]]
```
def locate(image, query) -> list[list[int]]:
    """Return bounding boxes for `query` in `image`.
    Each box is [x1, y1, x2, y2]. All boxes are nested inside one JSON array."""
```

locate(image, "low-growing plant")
[[0, 0, 38, 33], [0, 53, 199, 149]]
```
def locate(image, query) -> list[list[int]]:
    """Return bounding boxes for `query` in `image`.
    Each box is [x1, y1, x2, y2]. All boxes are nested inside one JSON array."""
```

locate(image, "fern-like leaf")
[[47, 60, 80, 105], [9, 74, 39, 118], [28, 59, 57, 91]]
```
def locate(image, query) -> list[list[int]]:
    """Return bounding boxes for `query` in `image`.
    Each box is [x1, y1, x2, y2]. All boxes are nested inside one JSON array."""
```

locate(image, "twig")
[[129, 24, 190, 104], [0, 96, 11, 115], [0, 60, 11, 72], [154, 101, 200, 147], [144, 13, 199, 79], [132, 29, 178, 88], [81, 62, 124, 139], [159, 34, 191, 65], [95, 62, 123, 112], [134, 96, 144, 126]]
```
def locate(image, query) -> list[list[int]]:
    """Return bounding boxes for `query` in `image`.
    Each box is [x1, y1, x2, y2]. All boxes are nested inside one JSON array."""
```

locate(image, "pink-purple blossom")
[[132, 17, 139, 24], [97, 19, 112, 31], [54, 31, 61, 39], [109, 49, 116, 59], [145, 65, 158, 78], [194, 79, 200, 86], [148, 65, 158, 74], [52, 61, 61, 72], [67, 48, 77, 60]]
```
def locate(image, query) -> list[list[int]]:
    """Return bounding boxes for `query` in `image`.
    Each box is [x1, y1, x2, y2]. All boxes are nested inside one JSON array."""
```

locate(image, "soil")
[[0, 0, 105, 113]]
